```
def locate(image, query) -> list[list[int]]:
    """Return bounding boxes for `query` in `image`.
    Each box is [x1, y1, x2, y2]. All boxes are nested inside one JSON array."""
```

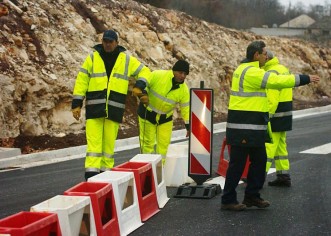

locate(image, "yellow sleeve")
[[180, 84, 190, 124], [267, 89, 281, 115]]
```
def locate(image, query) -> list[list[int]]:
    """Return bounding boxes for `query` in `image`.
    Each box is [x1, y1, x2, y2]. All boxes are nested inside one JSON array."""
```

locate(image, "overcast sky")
[[278, 0, 330, 8]]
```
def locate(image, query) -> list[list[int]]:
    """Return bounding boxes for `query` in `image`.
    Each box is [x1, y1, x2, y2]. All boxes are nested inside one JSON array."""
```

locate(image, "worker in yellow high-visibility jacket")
[[263, 51, 292, 187], [132, 60, 190, 164], [71, 30, 150, 180], [221, 41, 320, 211]]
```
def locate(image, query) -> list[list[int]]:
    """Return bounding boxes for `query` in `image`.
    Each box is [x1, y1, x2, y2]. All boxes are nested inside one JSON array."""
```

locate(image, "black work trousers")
[[221, 145, 267, 204]]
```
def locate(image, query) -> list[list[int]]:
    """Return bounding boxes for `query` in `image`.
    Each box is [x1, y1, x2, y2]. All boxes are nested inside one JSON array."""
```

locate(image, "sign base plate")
[[174, 183, 222, 199]]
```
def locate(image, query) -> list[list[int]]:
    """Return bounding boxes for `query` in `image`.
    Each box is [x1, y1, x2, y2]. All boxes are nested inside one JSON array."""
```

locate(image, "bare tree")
[[133, 0, 324, 29]]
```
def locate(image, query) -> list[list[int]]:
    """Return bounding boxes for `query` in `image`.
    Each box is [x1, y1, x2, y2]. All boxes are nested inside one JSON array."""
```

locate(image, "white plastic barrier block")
[[164, 143, 194, 187], [30, 195, 96, 236], [88, 171, 143, 236], [130, 154, 170, 208]]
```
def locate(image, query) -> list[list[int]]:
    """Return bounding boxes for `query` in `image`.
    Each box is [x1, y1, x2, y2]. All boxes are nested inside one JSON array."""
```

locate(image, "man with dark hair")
[[133, 60, 190, 164], [72, 29, 151, 181], [221, 40, 320, 211]]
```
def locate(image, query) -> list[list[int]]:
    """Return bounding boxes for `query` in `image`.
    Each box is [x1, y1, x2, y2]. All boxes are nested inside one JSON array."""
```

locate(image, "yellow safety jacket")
[[263, 57, 293, 131], [138, 70, 190, 125], [226, 60, 302, 147], [72, 48, 150, 122]]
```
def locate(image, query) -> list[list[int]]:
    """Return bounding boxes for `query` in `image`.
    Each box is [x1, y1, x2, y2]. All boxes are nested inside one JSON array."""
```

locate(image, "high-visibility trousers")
[[85, 118, 119, 173], [265, 131, 290, 175], [138, 116, 173, 164]]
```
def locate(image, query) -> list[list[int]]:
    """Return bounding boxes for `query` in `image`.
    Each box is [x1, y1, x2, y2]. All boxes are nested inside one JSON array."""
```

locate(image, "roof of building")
[[279, 14, 315, 28]]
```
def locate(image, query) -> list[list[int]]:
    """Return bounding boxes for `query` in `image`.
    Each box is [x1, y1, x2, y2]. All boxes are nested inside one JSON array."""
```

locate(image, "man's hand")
[[309, 75, 320, 83], [133, 87, 148, 105], [139, 95, 149, 105], [132, 87, 143, 97], [186, 130, 189, 138], [72, 107, 81, 120]]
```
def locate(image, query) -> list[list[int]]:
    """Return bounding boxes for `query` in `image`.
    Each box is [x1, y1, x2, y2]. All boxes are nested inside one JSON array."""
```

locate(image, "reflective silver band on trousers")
[[227, 123, 267, 130]]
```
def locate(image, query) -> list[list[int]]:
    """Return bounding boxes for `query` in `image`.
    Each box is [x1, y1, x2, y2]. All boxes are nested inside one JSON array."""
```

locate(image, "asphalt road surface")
[[0, 112, 330, 235]]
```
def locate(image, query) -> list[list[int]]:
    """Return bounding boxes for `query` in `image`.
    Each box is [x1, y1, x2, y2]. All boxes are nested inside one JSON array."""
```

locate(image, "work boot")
[[268, 174, 291, 187], [84, 171, 99, 181], [242, 196, 270, 208], [221, 202, 247, 211]]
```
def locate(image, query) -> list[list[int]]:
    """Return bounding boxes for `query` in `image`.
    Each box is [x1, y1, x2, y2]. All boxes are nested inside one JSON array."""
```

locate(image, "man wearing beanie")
[[133, 59, 190, 164], [72, 29, 150, 180]]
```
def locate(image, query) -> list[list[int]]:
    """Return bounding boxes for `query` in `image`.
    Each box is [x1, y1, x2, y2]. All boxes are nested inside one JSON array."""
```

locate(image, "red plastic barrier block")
[[64, 182, 120, 236], [217, 137, 250, 179], [0, 211, 61, 236], [112, 162, 160, 221]]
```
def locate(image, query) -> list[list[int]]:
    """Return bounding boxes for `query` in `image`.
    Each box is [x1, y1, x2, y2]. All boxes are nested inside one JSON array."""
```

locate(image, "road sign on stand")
[[174, 81, 221, 199]]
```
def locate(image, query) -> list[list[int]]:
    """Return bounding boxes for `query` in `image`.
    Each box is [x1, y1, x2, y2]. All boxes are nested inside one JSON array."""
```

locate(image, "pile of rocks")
[[0, 0, 330, 139]]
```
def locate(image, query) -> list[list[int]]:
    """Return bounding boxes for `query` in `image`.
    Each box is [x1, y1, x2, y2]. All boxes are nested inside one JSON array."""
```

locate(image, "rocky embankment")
[[0, 0, 330, 152]]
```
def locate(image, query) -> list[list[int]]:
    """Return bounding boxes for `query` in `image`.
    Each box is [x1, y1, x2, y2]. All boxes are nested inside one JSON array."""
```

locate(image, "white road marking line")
[[300, 143, 331, 155], [206, 168, 276, 189]]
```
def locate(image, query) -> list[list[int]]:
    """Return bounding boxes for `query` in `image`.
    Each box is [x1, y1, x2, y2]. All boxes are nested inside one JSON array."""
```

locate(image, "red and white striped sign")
[[189, 89, 213, 184]]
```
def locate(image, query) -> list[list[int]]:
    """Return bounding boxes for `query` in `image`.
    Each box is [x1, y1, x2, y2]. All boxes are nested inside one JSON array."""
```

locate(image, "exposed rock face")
[[0, 0, 330, 138]]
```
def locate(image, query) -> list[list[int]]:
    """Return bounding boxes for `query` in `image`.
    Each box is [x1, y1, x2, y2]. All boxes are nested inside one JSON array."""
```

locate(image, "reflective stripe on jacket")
[[73, 50, 150, 122], [263, 57, 293, 131], [226, 61, 300, 147], [140, 70, 190, 125]]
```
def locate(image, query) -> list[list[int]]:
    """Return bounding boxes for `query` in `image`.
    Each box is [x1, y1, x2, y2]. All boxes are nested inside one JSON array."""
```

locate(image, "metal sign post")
[[174, 81, 221, 199]]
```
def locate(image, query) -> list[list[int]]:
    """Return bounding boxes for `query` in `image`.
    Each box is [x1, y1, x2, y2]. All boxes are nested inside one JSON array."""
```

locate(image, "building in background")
[[250, 14, 315, 37]]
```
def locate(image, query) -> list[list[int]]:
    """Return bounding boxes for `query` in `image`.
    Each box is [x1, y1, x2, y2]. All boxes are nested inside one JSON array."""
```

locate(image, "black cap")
[[103, 30, 118, 41], [172, 60, 190, 75]]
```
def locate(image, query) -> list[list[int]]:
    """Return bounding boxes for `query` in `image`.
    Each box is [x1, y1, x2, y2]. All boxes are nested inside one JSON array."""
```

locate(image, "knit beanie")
[[172, 60, 190, 75]]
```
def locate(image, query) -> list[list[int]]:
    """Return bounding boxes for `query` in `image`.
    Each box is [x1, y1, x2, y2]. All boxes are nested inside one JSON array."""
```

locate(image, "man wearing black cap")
[[72, 29, 151, 180], [133, 60, 190, 164]]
